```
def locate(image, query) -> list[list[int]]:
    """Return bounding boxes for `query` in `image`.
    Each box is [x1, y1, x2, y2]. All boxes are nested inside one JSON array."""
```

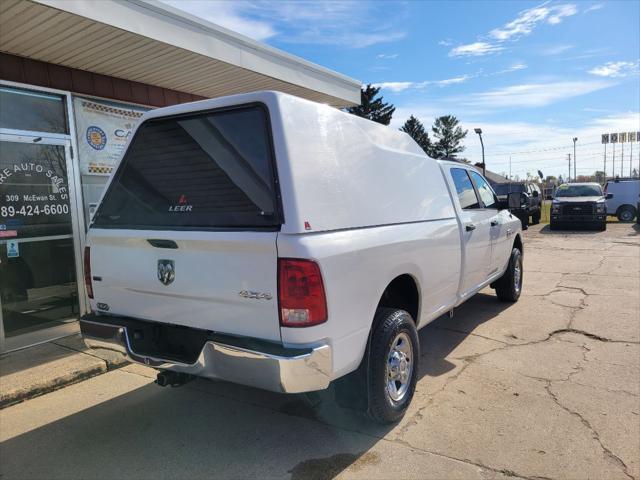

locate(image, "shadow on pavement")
[[418, 292, 511, 378], [0, 292, 514, 480], [537, 224, 605, 235]]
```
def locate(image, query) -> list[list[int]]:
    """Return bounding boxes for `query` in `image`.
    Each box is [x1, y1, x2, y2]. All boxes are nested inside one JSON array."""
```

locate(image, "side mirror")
[[507, 192, 521, 209], [605, 193, 613, 199], [532, 190, 539, 198]]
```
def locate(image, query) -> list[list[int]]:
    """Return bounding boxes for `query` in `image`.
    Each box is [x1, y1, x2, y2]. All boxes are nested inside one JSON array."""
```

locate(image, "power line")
[[489, 152, 604, 166], [482, 141, 601, 157]]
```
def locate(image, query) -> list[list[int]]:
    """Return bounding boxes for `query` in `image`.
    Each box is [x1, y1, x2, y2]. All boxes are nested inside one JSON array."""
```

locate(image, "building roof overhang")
[[0, 0, 361, 106]]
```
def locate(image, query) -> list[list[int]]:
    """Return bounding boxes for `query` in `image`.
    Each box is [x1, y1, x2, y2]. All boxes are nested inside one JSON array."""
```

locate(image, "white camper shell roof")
[[125, 91, 455, 234]]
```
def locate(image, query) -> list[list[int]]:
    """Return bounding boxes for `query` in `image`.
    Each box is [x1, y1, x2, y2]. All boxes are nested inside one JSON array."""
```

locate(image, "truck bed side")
[[277, 218, 462, 379]]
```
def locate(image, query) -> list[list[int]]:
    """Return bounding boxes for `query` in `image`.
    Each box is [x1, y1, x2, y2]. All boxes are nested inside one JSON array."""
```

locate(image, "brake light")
[[84, 246, 93, 299], [278, 258, 327, 327]]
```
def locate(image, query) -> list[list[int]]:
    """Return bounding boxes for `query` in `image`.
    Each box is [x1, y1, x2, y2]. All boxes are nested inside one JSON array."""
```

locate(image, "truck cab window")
[[451, 168, 480, 210], [469, 171, 498, 209]]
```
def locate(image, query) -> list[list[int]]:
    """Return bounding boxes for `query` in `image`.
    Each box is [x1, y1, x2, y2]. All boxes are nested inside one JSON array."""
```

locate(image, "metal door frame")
[[0, 132, 86, 353]]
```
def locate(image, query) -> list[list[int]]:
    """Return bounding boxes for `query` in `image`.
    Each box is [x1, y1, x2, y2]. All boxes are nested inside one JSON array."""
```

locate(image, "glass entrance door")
[[0, 134, 80, 349]]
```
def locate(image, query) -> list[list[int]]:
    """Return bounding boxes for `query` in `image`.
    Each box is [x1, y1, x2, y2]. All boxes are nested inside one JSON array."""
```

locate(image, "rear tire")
[[494, 248, 523, 302], [597, 222, 607, 231], [617, 206, 636, 223], [367, 308, 419, 424]]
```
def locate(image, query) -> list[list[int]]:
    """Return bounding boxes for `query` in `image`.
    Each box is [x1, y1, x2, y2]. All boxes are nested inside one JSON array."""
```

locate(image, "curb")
[[0, 363, 109, 409], [0, 335, 129, 409]]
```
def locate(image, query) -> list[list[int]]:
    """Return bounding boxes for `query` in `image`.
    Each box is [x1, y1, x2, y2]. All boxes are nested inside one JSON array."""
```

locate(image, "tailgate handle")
[[147, 239, 178, 249]]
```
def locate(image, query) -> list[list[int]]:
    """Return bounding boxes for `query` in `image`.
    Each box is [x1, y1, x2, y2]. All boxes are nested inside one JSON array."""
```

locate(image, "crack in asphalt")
[[545, 381, 636, 480], [550, 328, 640, 344], [393, 325, 638, 480], [430, 325, 511, 346], [392, 437, 546, 480]]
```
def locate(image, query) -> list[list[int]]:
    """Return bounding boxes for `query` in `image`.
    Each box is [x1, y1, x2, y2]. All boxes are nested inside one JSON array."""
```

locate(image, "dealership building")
[[0, 0, 360, 352]]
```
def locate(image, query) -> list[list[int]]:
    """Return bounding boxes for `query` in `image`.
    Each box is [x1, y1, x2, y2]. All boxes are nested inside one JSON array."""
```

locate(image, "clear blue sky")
[[165, 0, 640, 180]]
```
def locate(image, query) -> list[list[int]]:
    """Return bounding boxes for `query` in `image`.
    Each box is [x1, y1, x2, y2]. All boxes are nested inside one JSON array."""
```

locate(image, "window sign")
[[6, 240, 19, 258], [73, 97, 148, 176], [0, 142, 72, 238]]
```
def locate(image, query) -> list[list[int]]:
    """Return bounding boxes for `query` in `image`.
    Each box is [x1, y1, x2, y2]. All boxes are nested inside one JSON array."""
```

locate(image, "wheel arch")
[[375, 273, 420, 327], [513, 233, 523, 256]]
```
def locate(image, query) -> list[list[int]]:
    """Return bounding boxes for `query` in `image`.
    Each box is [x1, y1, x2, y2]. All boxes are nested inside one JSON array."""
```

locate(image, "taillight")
[[278, 258, 327, 327], [84, 246, 93, 299]]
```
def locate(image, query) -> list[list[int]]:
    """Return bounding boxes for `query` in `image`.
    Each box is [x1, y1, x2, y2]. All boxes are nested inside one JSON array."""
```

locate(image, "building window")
[[0, 86, 68, 134]]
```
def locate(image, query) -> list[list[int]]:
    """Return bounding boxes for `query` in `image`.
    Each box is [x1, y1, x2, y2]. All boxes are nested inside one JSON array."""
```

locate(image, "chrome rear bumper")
[[80, 317, 332, 394]]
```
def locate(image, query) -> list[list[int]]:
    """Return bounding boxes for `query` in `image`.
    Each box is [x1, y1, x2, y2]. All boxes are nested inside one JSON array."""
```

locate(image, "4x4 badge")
[[157, 259, 175, 286]]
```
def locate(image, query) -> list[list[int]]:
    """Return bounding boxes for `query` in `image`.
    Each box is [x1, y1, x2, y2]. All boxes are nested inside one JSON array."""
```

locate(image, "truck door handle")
[[491, 220, 499, 227], [465, 224, 476, 232]]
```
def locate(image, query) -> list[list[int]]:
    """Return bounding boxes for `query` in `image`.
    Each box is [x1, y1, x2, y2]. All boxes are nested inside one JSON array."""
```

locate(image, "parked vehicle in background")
[[493, 181, 542, 228], [604, 178, 640, 222], [79, 91, 524, 424], [550, 183, 607, 231]]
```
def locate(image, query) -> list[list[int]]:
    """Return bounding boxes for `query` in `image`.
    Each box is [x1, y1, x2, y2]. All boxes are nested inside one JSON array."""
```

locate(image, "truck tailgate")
[[88, 229, 281, 342]]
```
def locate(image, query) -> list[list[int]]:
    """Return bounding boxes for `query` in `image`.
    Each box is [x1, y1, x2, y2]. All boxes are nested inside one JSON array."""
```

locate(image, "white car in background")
[[80, 91, 523, 423], [605, 179, 640, 222]]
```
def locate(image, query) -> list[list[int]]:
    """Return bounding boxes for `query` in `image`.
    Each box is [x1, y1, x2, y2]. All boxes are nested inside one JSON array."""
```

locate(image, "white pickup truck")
[[81, 91, 523, 423]]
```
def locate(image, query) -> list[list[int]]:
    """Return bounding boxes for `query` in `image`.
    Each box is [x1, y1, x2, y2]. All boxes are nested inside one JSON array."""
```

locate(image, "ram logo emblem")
[[157, 259, 175, 286]]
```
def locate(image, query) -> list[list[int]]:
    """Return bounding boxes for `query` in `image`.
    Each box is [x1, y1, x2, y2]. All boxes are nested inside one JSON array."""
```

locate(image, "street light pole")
[[573, 137, 577, 181], [474, 128, 485, 176], [567, 154, 571, 182]]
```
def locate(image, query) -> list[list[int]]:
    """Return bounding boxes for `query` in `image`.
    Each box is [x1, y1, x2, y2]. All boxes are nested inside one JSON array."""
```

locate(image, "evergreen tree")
[[400, 115, 432, 155], [345, 84, 395, 125], [430, 115, 468, 159]]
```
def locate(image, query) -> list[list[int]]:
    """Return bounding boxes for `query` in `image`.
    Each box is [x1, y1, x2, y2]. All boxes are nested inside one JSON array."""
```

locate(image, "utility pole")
[[573, 137, 577, 181], [604, 142, 607, 182], [509, 155, 512, 180], [613, 142, 616, 178], [567, 154, 571, 182]]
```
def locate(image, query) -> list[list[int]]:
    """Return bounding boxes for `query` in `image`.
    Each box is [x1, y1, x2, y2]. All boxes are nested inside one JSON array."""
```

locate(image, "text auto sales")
[[0, 163, 70, 218]]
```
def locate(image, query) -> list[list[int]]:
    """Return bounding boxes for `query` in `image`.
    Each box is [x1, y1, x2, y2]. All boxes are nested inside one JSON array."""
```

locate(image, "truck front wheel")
[[367, 308, 419, 424], [494, 248, 523, 302]]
